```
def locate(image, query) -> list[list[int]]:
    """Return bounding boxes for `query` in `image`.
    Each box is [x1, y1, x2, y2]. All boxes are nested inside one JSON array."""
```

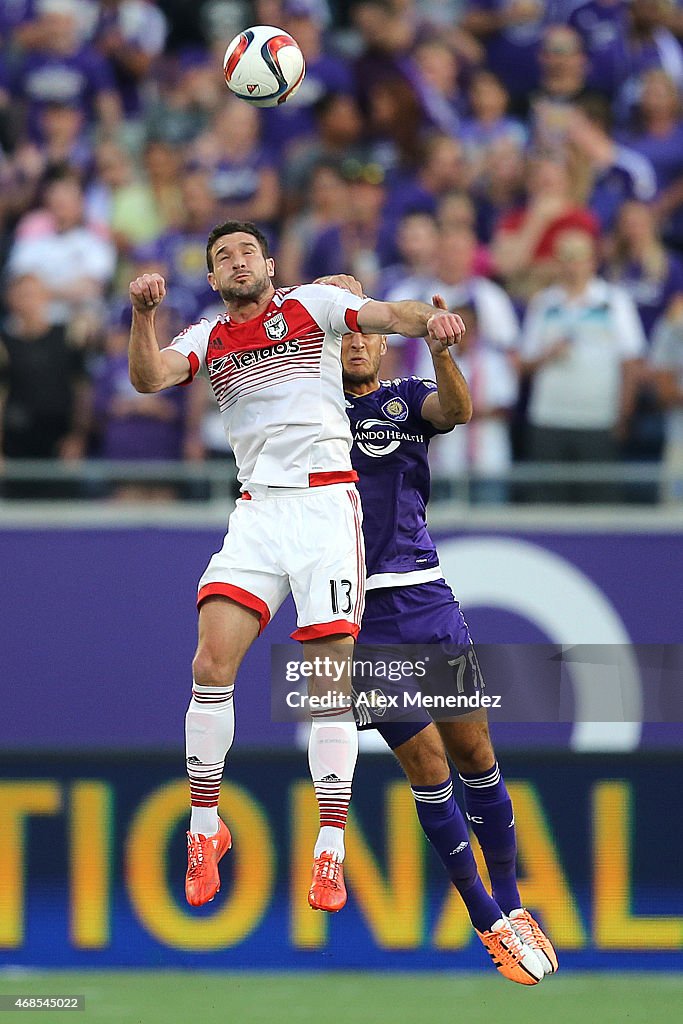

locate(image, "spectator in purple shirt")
[[94, 0, 168, 119], [462, 0, 547, 112], [568, 0, 630, 98], [605, 199, 683, 339], [383, 132, 473, 239], [618, 68, 683, 251], [155, 169, 222, 317], [614, 0, 683, 125], [12, 0, 121, 140], [621, 69, 683, 195], [562, 97, 657, 231], [365, 74, 427, 175], [530, 25, 609, 154], [92, 301, 188, 500], [3, 100, 92, 225], [409, 37, 465, 138], [143, 46, 220, 147], [282, 91, 365, 209], [375, 210, 440, 300], [188, 99, 280, 227], [472, 132, 526, 242], [303, 159, 394, 290], [276, 159, 349, 285], [460, 69, 527, 186], [351, 0, 418, 99], [259, 0, 354, 157], [0, 0, 40, 52]]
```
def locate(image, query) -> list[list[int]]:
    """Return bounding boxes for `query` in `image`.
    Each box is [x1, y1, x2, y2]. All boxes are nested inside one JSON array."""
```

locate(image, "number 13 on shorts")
[[330, 578, 354, 616]]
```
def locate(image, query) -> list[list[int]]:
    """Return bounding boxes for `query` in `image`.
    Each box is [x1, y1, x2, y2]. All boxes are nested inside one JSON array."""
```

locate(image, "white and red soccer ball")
[[223, 25, 306, 108]]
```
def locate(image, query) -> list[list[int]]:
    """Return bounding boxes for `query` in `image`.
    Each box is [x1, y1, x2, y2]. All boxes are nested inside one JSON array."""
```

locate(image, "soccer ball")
[[223, 25, 306, 108]]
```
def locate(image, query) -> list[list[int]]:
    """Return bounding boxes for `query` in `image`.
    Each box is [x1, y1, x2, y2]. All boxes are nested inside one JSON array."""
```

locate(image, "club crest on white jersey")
[[263, 311, 288, 341]]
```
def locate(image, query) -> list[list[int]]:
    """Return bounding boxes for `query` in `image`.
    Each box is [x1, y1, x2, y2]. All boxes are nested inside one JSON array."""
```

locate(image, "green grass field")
[[0, 973, 680, 1024]]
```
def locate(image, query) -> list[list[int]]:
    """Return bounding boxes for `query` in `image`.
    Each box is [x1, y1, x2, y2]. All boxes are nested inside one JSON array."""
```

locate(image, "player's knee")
[[448, 729, 495, 775], [396, 728, 450, 787], [192, 646, 238, 687]]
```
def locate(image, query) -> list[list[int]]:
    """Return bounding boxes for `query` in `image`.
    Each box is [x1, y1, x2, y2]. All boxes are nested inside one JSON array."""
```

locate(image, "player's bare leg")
[[392, 723, 544, 984], [185, 597, 261, 907], [437, 715, 558, 974], [306, 635, 357, 913]]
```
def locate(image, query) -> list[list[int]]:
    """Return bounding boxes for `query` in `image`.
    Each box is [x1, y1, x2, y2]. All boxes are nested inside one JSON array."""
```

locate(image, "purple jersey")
[[13, 47, 115, 138], [346, 376, 445, 587], [156, 229, 217, 315], [568, 0, 629, 96], [0, 0, 36, 42]]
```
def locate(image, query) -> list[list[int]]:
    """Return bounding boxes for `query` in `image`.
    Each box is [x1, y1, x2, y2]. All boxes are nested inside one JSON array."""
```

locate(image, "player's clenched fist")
[[425, 293, 465, 354], [130, 273, 166, 313]]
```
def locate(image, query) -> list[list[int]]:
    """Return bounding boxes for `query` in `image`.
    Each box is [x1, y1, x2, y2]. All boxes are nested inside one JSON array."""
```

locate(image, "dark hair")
[[313, 90, 353, 120], [206, 221, 269, 271]]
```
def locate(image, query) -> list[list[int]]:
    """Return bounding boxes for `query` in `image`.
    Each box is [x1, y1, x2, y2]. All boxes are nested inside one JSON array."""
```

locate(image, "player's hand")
[[129, 273, 166, 313], [314, 274, 365, 298], [425, 294, 465, 354]]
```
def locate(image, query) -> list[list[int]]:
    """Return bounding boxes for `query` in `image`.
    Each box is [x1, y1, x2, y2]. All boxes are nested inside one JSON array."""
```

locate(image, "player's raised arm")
[[128, 274, 193, 393], [357, 296, 466, 347], [420, 295, 473, 430]]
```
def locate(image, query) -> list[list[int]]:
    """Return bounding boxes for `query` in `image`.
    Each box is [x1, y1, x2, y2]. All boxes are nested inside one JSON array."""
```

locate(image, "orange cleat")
[[308, 851, 347, 912], [185, 817, 232, 907], [508, 908, 559, 974], [476, 918, 545, 985]]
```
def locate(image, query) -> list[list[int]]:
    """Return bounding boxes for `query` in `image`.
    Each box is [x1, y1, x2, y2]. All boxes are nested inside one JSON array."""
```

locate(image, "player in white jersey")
[[128, 220, 465, 912]]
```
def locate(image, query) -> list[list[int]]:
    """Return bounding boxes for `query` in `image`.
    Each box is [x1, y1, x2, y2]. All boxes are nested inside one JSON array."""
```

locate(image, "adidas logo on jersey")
[[321, 773, 340, 782]]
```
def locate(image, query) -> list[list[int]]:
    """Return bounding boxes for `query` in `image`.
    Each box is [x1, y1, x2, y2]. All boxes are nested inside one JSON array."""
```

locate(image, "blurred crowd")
[[2, 0, 683, 503]]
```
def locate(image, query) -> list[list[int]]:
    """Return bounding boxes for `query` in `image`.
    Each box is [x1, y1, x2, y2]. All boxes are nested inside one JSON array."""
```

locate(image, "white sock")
[[185, 683, 234, 836], [308, 712, 358, 861]]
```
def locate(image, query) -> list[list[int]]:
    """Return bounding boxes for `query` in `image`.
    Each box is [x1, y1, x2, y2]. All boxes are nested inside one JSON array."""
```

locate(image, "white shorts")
[[197, 482, 365, 641]]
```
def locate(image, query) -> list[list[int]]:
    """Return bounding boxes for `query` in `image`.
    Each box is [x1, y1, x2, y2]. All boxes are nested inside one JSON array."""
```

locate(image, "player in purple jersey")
[[338, 300, 558, 985]]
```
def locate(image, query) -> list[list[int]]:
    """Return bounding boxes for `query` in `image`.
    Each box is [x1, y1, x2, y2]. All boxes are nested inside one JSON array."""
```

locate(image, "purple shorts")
[[355, 579, 482, 749]]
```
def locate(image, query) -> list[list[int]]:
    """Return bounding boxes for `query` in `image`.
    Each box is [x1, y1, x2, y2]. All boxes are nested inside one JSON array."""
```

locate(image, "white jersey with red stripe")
[[167, 283, 370, 489]]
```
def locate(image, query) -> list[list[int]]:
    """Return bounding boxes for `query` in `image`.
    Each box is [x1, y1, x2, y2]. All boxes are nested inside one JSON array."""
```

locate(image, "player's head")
[[342, 332, 387, 388], [206, 221, 274, 304]]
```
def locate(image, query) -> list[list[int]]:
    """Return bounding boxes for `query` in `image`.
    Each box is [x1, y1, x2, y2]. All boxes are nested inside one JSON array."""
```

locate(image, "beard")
[[342, 364, 379, 388], [218, 269, 272, 304]]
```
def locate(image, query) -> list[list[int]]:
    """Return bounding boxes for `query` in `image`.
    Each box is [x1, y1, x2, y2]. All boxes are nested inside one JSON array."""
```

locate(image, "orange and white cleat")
[[185, 817, 232, 907], [308, 851, 347, 913], [508, 908, 559, 975], [476, 917, 545, 985]]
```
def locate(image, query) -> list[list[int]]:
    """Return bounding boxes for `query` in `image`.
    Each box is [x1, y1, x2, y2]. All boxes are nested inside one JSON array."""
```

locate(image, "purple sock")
[[412, 776, 501, 932], [459, 761, 521, 915]]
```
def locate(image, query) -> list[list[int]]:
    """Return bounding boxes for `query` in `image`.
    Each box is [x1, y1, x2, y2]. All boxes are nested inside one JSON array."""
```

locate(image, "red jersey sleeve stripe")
[[344, 308, 361, 332], [178, 351, 200, 387]]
